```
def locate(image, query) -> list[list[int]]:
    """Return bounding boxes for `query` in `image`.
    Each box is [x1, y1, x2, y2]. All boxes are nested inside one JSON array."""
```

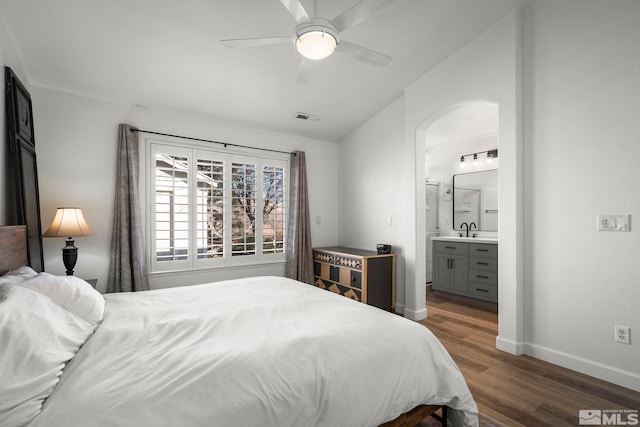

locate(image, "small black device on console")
[[376, 244, 392, 254]]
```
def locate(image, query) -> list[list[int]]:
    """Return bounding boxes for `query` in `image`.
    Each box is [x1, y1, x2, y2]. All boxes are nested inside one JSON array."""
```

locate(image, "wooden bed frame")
[[381, 405, 447, 427], [0, 225, 28, 276], [0, 225, 447, 427]]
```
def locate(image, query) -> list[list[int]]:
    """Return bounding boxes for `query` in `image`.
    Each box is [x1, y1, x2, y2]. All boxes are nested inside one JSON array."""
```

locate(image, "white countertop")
[[431, 236, 498, 244]]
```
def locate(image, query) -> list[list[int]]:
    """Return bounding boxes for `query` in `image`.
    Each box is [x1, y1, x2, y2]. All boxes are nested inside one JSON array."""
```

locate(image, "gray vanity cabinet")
[[432, 240, 498, 303], [433, 241, 468, 293], [468, 243, 498, 301]]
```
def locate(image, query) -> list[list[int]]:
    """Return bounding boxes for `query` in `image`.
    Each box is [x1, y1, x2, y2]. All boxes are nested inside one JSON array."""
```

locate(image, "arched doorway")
[[423, 101, 499, 286], [413, 99, 523, 355]]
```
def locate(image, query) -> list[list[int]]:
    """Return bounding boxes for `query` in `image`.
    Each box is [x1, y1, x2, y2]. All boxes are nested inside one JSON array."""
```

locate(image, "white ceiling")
[[0, 0, 524, 141], [425, 102, 499, 147]]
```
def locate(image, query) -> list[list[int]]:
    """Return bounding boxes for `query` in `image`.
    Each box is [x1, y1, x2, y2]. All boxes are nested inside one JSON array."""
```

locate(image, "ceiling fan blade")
[[335, 40, 392, 67], [221, 37, 292, 48], [278, 0, 310, 23], [330, 0, 400, 33]]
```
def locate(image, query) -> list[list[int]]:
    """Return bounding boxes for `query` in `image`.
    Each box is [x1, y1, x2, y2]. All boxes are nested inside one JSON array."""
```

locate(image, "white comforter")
[[27, 276, 478, 427]]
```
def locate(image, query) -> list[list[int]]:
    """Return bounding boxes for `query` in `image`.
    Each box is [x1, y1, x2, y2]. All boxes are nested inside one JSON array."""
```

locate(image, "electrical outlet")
[[615, 325, 630, 344]]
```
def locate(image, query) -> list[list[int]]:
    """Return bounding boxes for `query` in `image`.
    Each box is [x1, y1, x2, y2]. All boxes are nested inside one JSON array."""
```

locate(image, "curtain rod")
[[129, 128, 293, 155]]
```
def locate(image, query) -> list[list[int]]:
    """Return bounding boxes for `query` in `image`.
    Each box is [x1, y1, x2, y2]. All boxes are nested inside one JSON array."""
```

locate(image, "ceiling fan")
[[221, 0, 399, 69]]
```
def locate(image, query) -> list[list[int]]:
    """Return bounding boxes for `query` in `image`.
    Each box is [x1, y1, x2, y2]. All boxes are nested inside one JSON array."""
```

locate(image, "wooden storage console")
[[312, 246, 396, 311]]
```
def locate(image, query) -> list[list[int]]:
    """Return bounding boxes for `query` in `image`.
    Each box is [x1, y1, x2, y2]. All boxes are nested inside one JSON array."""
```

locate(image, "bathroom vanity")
[[431, 236, 498, 303]]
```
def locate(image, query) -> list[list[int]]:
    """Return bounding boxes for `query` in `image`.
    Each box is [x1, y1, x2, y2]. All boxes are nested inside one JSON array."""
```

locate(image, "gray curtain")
[[107, 124, 149, 292], [286, 151, 314, 284]]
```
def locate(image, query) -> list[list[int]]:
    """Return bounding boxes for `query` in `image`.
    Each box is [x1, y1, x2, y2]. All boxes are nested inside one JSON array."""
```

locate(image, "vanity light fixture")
[[487, 150, 495, 164], [459, 148, 498, 168]]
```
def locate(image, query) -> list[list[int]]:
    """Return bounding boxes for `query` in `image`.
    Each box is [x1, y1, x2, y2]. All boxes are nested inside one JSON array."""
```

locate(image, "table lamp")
[[43, 207, 94, 276]]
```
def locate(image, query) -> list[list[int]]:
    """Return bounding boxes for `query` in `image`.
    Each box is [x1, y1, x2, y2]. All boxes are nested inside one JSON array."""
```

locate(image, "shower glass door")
[[425, 182, 440, 283]]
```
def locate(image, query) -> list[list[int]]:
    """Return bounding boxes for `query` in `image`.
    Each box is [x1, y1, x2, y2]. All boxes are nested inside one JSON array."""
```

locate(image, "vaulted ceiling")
[[0, 0, 524, 141]]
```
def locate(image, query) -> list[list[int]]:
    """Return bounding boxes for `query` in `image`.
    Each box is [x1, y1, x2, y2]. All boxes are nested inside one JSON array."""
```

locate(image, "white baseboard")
[[524, 342, 640, 393], [496, 335, 524, 355], [394, 303, 405, 316], [404, 307, 427, 321]]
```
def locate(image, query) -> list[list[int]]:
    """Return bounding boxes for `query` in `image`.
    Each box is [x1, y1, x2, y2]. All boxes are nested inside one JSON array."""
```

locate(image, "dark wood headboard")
[[0, 225, 28, 275], [5, 67, 45, 272]]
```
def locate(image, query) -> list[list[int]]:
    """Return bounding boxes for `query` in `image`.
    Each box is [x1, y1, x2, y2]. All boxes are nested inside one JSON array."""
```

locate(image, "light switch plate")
[[597, 214, 631, 231]]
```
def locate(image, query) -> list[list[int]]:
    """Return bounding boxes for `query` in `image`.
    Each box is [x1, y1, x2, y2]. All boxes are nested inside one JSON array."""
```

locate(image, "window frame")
[[144, 138, 288, 274]]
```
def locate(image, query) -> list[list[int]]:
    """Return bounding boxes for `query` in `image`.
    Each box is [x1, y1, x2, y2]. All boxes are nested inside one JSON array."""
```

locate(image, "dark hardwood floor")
[[420, 287, 640, 426]]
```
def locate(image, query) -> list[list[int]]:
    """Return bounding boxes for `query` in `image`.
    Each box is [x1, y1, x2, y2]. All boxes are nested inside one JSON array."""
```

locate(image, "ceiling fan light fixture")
[[295, 21, 339, 60]]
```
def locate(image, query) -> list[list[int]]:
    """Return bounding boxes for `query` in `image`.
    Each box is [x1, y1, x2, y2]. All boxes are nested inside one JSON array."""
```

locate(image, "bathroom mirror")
[[453, 169, 498, 232]]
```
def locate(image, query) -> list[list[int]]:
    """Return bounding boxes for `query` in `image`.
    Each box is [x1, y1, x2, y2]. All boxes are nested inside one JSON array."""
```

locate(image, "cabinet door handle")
[[476, 248, 489, 252], [445, 246, 456, 250], [450, 259, 455, 269], [476, 262, 489, 266], [476, 275, 489, 279], [475, 288, 489, 293]]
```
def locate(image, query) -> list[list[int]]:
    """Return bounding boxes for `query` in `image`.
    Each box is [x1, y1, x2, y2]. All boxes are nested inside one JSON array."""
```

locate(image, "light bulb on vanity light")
[[486, 151, 494, 164], [459, 156, 466, 168], [473, 153, 479, 166]]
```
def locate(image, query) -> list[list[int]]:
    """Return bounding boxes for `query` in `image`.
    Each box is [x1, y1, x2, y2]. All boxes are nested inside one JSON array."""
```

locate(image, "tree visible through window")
[[262, 165, 285, 254], [231, 163, 257, 256], [149, 143, 287, 272]]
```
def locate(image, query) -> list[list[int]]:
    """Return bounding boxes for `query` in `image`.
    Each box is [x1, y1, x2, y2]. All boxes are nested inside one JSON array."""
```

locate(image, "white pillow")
[[0, 265, 38, 284], [20, 273, 105, 328], [0, 284, 94, 427]]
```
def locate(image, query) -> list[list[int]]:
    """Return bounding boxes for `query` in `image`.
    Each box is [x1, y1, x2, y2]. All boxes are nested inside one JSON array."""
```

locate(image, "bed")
[[0, 225, 478, 427]]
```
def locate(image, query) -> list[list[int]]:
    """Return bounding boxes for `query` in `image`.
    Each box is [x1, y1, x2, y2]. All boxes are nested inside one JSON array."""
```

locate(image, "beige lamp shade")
[[43, 208, 94, 238]]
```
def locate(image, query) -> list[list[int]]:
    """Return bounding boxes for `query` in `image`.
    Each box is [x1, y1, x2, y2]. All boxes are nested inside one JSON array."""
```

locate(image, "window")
[[148, 142, 287, 272]]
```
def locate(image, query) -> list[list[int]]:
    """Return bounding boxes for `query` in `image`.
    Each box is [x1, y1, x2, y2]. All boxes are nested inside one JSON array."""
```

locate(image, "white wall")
[[30, 87, 339, 292], [522, 0, 640, 391], [338, 97, 407, 310], [339, 10, 522, 326], [404, 11, 522, 331], [340, 1, 640, 391], [33, 87, 128, 290]]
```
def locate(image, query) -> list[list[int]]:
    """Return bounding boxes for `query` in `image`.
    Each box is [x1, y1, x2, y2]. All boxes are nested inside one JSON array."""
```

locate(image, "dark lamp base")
[[61, 237, 78, 276]]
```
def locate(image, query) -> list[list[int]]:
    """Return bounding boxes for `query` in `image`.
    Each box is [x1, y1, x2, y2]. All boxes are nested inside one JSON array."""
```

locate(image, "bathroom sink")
[[431, 236, 498, 244]]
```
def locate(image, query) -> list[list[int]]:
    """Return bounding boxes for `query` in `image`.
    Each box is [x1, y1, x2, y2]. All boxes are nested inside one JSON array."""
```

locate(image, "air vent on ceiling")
[[293, 112, 320, 121]]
